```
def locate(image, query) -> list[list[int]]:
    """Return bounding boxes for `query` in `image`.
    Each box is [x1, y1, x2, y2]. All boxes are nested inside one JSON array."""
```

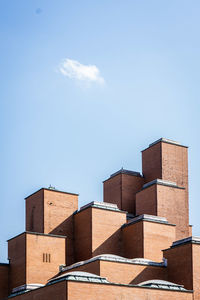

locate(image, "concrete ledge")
[[12, 284, 44, 293], [171, 236, 200, 248], [7, 231, 67, 242], [142, 138, 188, 151], [60, 254, 166, 274], [74, 201, 127, 214], [142, 179, 185, 190], [123, 214, 176, 228], [8, 273, 193, 298], [25, 187, 79, 199]]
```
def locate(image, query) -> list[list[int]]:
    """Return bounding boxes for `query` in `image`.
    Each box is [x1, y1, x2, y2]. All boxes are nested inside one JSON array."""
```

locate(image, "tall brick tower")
[[104, 138, 190, 240], [139, 138, 189, 239]]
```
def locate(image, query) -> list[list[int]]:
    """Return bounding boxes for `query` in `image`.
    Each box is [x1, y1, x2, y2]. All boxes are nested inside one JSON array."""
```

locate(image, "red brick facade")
[[1, 138, 199, 300]]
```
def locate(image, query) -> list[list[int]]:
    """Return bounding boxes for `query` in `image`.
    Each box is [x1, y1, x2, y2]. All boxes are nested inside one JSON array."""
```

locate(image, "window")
[[43, 253, 51, 263]]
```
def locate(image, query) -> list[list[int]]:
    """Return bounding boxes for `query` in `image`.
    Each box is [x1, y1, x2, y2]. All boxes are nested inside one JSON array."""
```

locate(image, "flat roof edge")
[[8, 276, 193, 298], [142, 138, 188, 152], [140, 179, 185, 190], [171, 236, 200, 248], [74, 202, 127, 215], [7, 231, 67, 242], [47, 277, 193, 293], [122, 216, 176, 228]]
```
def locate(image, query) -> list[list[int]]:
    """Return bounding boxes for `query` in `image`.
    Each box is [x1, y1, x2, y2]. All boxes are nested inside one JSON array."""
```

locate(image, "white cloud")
[[59, 58, 105, 85]]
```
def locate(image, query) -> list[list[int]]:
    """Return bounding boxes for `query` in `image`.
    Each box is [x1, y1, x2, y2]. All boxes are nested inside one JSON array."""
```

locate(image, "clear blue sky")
[[1, 1, 200, 262]]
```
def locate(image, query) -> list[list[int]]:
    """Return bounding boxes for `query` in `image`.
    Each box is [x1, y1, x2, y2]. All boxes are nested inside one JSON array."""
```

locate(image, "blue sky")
[[1, 1, 200, 262]]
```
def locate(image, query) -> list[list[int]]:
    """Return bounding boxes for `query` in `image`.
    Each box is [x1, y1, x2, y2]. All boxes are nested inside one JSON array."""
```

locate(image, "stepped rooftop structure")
[[1, 137, 200, 299]]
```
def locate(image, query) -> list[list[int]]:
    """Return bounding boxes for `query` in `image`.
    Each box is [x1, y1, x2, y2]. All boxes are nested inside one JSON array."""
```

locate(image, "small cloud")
[[58, 58, 105, 85], [35, 8, 42, 15]]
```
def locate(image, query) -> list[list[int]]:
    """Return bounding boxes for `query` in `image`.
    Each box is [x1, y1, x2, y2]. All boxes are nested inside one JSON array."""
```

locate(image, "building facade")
[[0, 138, 199, 300]]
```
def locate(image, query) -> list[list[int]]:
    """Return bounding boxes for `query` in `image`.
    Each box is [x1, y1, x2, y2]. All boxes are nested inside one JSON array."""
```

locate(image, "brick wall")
[[26, 189, 44, 233], [74, 208, 92, 262], [136, 184, 189, 240], [26, 189, 78, 265], [103, 173, 144, 214], [7, 280, 193, 300], [136, 185, 157, 216], [100, 260, 168, 284], [123, 220, 175, 261], [92, 208, 126, 257], [26, 233, 66, 284], [67, 281, 193, 300], [123, 221, 143, 258], [8, 233, 66, 291], [103, 174, 122, 209], [142, 142, 162, 183], [157, 185, 189, 239], [0, 264, 9, 300], [8, 233, 26, 292], [163, 244, 193, 290]]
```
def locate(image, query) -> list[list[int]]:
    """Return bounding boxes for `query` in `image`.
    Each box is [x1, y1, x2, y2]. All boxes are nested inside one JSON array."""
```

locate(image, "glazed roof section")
[[48, 271, 108, 285], [8, 270, 192, 298], [138, 280, 186, 291], [48, 270, 192, 293]]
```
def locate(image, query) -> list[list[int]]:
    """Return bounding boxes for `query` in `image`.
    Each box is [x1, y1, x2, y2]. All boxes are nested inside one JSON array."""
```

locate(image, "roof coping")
[[124, 214, 169, 227], [171, 236, 200, 248], [12, 284, 44, 294], [148, 138, 188, 149], [25, 188, 79, 199], [60, 254, 166, 274], [7, 231, 67, 242], [142, 179, 185, 190], [78, 201, 126, 213], [110, 169, 142, 178], [9, 284, 44, 298]]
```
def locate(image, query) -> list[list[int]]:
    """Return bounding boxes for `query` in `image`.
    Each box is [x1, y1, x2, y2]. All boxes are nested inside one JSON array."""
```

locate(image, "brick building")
[[0, 138, 199, 299]]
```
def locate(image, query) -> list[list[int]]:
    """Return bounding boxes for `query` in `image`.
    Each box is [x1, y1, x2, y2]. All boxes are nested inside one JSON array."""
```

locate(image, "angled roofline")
[[103, 168, 143, 183], [25, 187, 79, 199]]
